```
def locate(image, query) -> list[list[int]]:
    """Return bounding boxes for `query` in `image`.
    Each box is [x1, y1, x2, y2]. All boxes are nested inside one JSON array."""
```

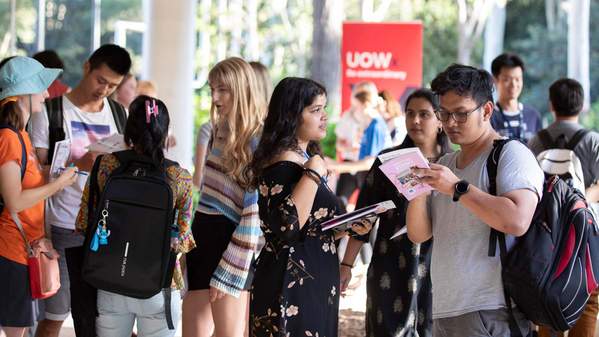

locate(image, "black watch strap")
[[453, 180, 470, 202]]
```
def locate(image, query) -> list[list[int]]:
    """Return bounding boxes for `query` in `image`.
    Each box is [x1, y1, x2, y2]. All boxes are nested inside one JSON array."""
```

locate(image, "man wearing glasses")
[[406, 64, 544, 337]]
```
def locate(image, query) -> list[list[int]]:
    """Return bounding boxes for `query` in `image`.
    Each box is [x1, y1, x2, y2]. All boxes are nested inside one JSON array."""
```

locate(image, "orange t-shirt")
[[0, 129, 45, 265]]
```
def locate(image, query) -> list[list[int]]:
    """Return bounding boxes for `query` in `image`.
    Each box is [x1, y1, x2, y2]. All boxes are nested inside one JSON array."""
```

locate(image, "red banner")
[[341, 22, 423, 113]]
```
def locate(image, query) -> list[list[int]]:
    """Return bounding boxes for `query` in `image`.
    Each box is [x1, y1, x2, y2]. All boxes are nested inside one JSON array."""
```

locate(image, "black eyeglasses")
[[435, 103, 485, 123]]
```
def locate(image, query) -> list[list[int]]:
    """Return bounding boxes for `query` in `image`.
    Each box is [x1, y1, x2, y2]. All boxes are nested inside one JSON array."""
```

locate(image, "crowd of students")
[[1, 44, 598, 337]]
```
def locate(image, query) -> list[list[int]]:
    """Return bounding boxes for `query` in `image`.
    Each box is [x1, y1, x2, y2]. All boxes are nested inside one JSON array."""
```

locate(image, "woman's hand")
[[55, 167, 78, 190], [350, 218, 373, 236], [209, 286, 226, 302], [339, 264, 353, 295], [305, 155, 327, 177]]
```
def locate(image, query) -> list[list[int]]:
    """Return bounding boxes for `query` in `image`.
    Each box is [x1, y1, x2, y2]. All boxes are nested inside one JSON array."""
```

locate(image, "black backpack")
[[44, 96, 127, 163], [82, 150, 178, 329], [0, 125, 27, 213], [487, 139, 599, 334]]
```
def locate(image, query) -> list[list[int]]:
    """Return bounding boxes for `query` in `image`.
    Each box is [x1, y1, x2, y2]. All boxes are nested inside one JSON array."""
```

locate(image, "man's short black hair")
[[549, 78, 584, 117], [32, 50, 65, 69], [88, 44, 131, 76], [491, 53, 525, 78], [430, 64, 494, 107]]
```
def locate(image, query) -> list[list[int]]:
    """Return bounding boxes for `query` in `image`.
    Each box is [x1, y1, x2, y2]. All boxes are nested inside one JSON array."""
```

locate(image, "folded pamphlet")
[[389, 226, 407, 240], [378, 147, 432, 201], [321, 200, 396, 232], [49, 139, 71, 177], [87, 133, 128, 153]]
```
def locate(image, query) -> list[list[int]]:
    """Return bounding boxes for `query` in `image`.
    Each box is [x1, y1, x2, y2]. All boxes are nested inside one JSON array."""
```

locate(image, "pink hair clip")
[[145, 99, 159, 124]]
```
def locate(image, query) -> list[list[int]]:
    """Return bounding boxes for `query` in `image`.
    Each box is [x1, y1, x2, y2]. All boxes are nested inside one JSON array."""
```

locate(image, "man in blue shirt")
[[490, 53, 542, 143]]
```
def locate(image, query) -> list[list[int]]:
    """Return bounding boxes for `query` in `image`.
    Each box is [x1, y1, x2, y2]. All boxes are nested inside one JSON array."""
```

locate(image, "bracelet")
[[303, 168, 322, 185], [340, 262, 353, 268]]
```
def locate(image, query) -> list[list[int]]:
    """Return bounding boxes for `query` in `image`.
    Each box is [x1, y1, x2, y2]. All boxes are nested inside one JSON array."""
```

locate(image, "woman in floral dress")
[[248, 77, 371, 337]]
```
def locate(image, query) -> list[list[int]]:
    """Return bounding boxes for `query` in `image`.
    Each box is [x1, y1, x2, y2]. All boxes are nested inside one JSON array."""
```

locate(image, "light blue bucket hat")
[[0, 56, 62, 101]]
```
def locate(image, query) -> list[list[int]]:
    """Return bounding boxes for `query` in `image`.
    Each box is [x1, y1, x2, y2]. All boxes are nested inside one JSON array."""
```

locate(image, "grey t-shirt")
[[528, 121, 599, 188], [196, 122, 213, 147], [429, 140, 544, 319]]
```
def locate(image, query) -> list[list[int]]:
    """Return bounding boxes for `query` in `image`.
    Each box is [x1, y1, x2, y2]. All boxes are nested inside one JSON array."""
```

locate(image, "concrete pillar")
[[567, 0, 590, 111], [142, 0, 196, 169]]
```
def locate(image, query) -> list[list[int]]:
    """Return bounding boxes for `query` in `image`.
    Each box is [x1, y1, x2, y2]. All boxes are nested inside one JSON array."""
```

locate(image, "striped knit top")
[[197, 130, 261, 297]]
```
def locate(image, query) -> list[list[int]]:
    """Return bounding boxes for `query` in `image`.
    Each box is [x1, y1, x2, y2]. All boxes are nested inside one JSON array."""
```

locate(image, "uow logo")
[[346, 51, 393, 69]]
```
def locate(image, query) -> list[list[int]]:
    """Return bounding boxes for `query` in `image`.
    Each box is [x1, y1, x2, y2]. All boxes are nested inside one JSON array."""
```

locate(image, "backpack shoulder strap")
[[485, 138, 524, 337], [0, 125, 27, 180], [537, 129, 554, 151], [106, 98, 127, 134], [46, 96, 65, 164], [86, 154, 104, 233], [486, 138, 514, 257], [566, 129, 590, 151]]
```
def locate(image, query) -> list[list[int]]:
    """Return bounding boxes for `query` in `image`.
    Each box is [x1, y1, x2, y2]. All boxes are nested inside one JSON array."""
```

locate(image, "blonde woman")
[[249, 61, 272, 105], [182, 57, 266, 337]]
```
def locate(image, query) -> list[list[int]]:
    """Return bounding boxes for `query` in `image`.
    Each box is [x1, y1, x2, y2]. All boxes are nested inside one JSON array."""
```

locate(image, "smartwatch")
[[453, 180, 470, 202]]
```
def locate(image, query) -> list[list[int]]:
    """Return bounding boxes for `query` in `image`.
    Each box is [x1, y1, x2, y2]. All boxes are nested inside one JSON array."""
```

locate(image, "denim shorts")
[[96, 289, 181, 337]]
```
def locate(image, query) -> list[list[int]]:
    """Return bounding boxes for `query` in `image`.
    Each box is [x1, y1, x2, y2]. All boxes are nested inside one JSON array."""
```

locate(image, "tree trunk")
[[216, 0, 227, 61], [457, 0, 496, 65], [245, 0, 259, 61], [568, 0, 590, 111], [196, 0, 212, 87], [311, 0, 343, 114], [483, 0, 506, 71], [545, 0, 557, 31], [361, 0, 393, 22], [229, 0, 242, 56]]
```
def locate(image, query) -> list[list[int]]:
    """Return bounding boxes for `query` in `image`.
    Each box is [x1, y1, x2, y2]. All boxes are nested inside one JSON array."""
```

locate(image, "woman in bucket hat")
[[0, 56, 78, 337]]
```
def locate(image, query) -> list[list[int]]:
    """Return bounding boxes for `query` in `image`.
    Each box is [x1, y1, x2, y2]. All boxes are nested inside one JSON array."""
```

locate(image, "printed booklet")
[[321, 200, 395, 232], [378, 147, 432, 201]]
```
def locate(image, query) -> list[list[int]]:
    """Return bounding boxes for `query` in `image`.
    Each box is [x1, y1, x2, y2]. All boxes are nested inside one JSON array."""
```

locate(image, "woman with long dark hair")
[[75, 95, 195, 337], [249, 77, 371, 337], [339, 88, 451, 337]]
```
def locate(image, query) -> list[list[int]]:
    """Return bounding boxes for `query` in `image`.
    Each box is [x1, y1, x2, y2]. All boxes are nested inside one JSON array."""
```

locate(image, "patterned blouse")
[[75, 153, 195, 290]]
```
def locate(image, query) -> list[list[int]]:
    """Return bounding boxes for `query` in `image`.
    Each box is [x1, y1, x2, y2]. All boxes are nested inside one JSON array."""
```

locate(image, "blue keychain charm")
[[90, 230, 100, 252], [98, 226, 111, 245], [91, 207, 110, 251]]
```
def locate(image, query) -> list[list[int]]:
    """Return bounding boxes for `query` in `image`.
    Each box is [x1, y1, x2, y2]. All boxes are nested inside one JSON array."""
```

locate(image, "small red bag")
[[12, 212, 61, 299]]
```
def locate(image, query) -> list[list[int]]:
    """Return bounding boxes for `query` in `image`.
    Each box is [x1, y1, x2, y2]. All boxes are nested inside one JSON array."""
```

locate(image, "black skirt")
[[186, 212, 254, 291], [0, 255, 33, 327]]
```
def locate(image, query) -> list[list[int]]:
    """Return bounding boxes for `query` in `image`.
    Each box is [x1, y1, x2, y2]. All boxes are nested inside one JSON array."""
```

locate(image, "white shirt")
[[30, 96, 118, 230]]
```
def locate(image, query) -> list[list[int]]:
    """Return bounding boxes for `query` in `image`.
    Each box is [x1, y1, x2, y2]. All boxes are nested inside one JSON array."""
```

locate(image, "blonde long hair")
[[209, 57, 266, 189]]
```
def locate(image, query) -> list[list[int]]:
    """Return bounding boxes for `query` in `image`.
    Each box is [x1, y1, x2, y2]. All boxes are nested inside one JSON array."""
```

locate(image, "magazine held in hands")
[[321, 200, 396, 232], [378, 147, 432, 201]]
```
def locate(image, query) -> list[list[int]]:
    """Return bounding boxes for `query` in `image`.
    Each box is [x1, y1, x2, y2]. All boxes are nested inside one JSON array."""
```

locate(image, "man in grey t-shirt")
[[407, 64, 544, 337], [528, 78, 599, 337]]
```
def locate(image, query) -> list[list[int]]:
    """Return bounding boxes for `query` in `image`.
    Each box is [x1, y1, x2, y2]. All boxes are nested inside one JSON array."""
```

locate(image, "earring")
[[438, 127, 443, 134]]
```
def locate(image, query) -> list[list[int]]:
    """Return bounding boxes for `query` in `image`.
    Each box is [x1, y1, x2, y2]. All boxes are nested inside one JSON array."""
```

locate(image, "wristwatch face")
[[456, 181, 469, 194]]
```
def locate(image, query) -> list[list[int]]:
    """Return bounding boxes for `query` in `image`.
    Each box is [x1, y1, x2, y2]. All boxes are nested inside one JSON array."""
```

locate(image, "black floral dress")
[[251, 161, 342, 337], [356, 144, 433, 337]]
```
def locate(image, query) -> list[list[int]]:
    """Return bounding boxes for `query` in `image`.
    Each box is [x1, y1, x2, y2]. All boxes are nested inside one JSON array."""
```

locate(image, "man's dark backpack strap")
[[106, 98, 127, 134], [46, 96, 65, 164], [566, 129, 590, 151], [86, 154, 104, 237], [486, 138, 525, 337], [537, 129, 554, 151]]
